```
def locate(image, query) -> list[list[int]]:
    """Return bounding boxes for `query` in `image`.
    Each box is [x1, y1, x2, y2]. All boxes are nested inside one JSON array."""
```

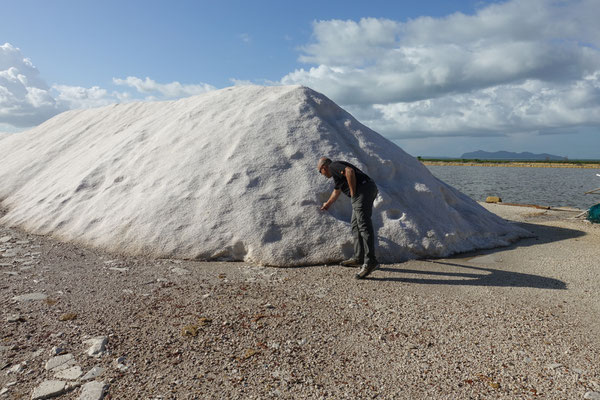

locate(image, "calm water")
[[426, 165, 600, 210]]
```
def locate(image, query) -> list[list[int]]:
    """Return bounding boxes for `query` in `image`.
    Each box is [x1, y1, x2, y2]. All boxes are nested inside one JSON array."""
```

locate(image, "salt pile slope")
[[0, 85, 528, 266]]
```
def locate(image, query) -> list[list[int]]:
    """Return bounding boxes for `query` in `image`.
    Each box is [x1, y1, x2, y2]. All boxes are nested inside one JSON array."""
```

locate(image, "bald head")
[[317, 157, 332, 178], [317, 157, 331, 170]]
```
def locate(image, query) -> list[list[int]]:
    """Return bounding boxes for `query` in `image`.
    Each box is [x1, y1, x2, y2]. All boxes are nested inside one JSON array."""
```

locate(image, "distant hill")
[[460, 150, 566, 161]]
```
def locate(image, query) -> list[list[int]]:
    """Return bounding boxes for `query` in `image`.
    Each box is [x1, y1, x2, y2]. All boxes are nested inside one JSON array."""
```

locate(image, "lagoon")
[[426, 165, 600, 210]]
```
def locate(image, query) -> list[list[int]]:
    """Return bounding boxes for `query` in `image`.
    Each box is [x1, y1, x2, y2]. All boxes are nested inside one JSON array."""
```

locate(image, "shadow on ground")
[[368, 221, 582, 290], [373, 261, 565, 289]]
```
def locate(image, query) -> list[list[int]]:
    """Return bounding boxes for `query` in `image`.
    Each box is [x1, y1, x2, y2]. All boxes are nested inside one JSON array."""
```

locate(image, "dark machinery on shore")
[[583, 174, 600, 223]]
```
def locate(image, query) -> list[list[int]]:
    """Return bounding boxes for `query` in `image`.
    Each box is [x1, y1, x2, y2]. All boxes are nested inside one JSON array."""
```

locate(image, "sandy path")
[[1, 204, 599, 399]]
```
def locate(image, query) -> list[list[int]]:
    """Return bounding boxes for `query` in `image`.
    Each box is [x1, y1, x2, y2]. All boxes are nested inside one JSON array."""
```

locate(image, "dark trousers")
[[350, 181, 378, 264]]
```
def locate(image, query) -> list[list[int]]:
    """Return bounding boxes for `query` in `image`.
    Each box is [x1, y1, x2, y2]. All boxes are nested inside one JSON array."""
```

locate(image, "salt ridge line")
[[0, 85, 529, 266]]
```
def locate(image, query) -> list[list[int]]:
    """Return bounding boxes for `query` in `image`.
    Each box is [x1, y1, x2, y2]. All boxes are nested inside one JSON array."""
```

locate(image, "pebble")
[[585, 393, 600, 400], [81, 366, 104, 381], [6, 363, 24, 374], [54, 365, 83, 381], [45, 354, 75, 371], [0, 387, 8, 396], [51, 346, 66, 356], [31, 349, 44, 359], [12, 292, 48, 302], [0, 263, 12, 267], [170, 267, 190, 275], [55, 365, 83, 380], [31, 380, 68, 400], [546, 363, 563, 369], [6, 314, 24, 323], [108, 267, 129, 272], [0, 236, 11, 243], [84, 337, 108, 357], [114, 356, 128, 371], [78, 381, 107, 400]]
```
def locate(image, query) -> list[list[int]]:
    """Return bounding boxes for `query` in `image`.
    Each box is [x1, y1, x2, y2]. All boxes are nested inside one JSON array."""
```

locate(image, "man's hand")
[[321, 189, 341, 211]]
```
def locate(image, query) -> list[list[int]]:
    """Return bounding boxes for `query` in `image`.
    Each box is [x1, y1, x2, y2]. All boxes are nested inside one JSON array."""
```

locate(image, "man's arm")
[[344, 166, 357, 197], [321, 189, 342, 210]]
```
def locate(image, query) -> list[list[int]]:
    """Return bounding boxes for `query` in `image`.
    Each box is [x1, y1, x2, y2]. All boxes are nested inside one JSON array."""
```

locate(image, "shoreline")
[[421, 160, 600, 168]]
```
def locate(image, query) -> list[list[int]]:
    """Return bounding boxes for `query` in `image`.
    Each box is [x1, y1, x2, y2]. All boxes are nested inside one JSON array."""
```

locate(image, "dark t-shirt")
[[329, 161, 372, 197]]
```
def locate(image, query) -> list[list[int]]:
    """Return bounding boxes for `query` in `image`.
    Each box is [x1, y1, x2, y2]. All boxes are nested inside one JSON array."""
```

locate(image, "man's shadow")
[[368, 221, 584, 290]]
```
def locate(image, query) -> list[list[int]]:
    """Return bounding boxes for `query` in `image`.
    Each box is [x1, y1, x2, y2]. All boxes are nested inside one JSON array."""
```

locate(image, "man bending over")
[[317, 157, 379, 279]]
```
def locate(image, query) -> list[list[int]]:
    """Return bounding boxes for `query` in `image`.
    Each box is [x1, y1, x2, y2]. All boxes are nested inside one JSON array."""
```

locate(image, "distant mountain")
[[460, 150, 567, 161]]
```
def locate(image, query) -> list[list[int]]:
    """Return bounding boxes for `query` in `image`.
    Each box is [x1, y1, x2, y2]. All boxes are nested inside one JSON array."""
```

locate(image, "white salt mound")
[[0, 85, 528, 266]]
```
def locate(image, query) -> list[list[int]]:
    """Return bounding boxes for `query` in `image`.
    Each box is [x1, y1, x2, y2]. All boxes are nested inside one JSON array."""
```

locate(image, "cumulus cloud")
[[282, 0, 600, 139], [0, 43, 65, 127], [1, 43, 217, 129], [112, 76, 215, 99]]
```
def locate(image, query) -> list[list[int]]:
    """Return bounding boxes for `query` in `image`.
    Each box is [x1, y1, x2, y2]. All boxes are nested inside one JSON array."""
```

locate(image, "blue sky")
[[1, 0, 599, 158]]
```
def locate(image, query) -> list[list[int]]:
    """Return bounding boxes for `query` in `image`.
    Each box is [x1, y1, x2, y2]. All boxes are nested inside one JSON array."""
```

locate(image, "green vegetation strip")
[[419, 158, 600, 168]]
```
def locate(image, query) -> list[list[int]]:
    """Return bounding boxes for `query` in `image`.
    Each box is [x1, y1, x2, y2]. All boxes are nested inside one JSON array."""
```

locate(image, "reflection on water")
[[426, 165, 600, 210]]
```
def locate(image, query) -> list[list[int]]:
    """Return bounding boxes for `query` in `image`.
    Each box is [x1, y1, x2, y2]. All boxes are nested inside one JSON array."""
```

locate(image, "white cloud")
[[112, 76, 215, 99], [0, 43, 65, 127], [0, 42, 218, 129], [282, 0, 600, 140], [52, 85, 119, 109]]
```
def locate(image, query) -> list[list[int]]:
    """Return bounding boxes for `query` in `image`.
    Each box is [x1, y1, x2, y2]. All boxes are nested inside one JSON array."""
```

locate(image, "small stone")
[[31, 349, 44, 359], [59, 313, 78, 321], [0, 387, 8, 396], [7, 363, 24, 374], [0, 236, 11, 243], [114, 356, 126, 365], [78, 381, 107, 400], [12, 292, 47, 302], [108, 267, 128, 272], [6, 314, 24, 323], [0, 263, 12, 267], [31, 380, 68, 400], [242, 348, 259, 359], [15, 240, 30, 245], [113, 357, 128, 372], [81, 366, 104, 381], [51, 346, 66, 356], [181, 325, 199, 337], [264, 303, 275, 309], [54, 365, 83, 380], [170, 267, 190, 275], [485, 196, 502, 203], [546, 363, 563, 370], [45, 353, 75, 371], [584, 392, 600, 400], [2, 271, 18, 276], [83, 337, 108, 357]]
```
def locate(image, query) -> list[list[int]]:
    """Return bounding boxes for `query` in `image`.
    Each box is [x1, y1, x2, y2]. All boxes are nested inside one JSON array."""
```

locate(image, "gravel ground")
[[1, 204, 599, 399]]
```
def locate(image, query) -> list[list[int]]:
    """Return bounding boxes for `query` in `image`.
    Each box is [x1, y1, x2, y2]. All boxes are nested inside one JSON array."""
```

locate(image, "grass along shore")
[[420, 158, 600, 168]]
